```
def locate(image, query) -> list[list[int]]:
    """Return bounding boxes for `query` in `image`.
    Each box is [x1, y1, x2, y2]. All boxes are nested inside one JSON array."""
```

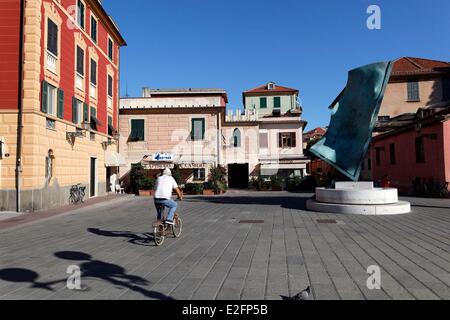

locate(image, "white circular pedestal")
[[307, 182, 411, 215]]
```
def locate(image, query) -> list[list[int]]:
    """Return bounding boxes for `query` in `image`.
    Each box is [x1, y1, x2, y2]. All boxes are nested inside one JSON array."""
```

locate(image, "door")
[[228, 163, 249, 189], [106, 167, 112, 192], [90, 157, 97, 197]]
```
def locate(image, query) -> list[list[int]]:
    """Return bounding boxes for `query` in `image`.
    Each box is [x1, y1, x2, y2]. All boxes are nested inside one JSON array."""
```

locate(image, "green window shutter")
[[41, 80, 48, 113], [201, 119, 205, 140], [191, 118, 195, 140], [90, 106, 97, 130], [130, 119, 144, 141], [72, 97, 78, 124], [108, 115, 113, 135], [274, 97, 281, 108], [260, 97, 267, 109], [57, 88, 64, 119], [83, 103, 89, 122]]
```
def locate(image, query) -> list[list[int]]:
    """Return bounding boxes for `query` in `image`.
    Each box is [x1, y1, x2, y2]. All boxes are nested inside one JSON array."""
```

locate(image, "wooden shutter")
[[274, 97, 281, 108], [191, 118, 195, 140], [260, 97, 267, 108], [108, 75, 113, 96], [72, 97, 78, 124], [47, 19, 58, 56], [291, 132, 296, 147], [407, 81, 419, 101], [83, 103, 89, 122], [41, 80, 48, 113], [57, 88, 64, 119], [278, 133, 282, 148]]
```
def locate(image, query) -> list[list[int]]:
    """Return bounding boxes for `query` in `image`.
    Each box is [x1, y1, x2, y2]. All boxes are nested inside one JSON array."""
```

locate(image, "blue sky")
[[104, 0, 450, 130]]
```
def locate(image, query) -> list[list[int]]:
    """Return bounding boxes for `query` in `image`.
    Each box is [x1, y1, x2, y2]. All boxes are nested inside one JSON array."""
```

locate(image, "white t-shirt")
[[155, 175, 178, 199]]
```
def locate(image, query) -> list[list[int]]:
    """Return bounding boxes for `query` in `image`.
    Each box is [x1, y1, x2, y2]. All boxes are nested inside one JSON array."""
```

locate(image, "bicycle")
[[152, 202, 183, 246], [69, 184, 86, 205]]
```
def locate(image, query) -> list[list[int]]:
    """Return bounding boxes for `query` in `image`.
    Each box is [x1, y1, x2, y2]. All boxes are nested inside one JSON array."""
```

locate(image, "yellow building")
[[0, 0, 126, 212]]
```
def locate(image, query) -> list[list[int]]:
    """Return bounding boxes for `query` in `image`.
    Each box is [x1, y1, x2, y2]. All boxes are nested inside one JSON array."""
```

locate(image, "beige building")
[[119, 83, 309, 189], [119, 89, 227, 187]]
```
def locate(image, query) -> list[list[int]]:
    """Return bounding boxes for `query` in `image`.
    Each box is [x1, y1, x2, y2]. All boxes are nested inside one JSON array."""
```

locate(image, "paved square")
[[0, 191, 449, 300]]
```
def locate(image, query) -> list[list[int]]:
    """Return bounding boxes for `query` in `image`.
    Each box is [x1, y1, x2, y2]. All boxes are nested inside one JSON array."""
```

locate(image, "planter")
[[203, 189, 215, 196], [139, 190, 153, 196], [272, 187, 282, 191]]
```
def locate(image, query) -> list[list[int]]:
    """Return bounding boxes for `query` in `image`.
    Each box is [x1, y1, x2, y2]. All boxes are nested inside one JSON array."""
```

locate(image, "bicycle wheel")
[[153, 225, 165, 246], [172, 216, 182, 238]]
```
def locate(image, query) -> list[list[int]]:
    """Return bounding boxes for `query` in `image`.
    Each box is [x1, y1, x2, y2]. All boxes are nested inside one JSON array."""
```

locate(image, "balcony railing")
[[107, 96, 113, 110], [46, 52, 57, 73], [90, 83, 97, 99], [76, 73, 84, 90]]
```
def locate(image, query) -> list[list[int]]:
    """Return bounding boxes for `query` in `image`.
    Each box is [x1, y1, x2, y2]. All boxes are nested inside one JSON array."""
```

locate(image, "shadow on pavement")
[[87, 228, 154, 247], [53, 251, 175, 300], [184, 194, 312, 211]]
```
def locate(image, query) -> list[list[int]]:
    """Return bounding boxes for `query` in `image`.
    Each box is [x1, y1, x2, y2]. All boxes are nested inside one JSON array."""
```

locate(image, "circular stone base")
[[306, 199, 411, 215], [315, 187, 398, 205]]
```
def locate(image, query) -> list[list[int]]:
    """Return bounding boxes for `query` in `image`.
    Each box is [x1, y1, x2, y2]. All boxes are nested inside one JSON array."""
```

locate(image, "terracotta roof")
[[243, 83, 299, 94], [304, 127, 327, 136], [392, 57, 450, 76]]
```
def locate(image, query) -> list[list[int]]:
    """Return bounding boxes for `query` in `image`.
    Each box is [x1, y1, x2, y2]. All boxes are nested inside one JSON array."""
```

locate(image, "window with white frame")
[[46, 83, 57, 116], [76, 46, 84, 90], [72, 98, 83, 124], [107, 74, 113, 97], [108, 38, 113, 61], [77, 0, 85, 29], [193, 168, 206, 181], [47, 18, 58, 73], [90, 59, 97, 98], [90, 14, 97, 43]]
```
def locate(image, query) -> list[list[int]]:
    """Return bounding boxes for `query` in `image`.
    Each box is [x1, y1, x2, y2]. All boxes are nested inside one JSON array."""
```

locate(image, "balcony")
[[76, 73, 84, 90], [46, 52, 57, 74], [90, 83, 97, 99], [107, 96, 113, 110]]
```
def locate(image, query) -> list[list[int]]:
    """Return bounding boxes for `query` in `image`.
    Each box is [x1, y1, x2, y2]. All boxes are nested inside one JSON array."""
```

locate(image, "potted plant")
[[270, 175, 283, 191], [209, 165, 228, 194], [138, 177, 155, 196], [184, 183, 203, 195], [203, 181, 215, 195]]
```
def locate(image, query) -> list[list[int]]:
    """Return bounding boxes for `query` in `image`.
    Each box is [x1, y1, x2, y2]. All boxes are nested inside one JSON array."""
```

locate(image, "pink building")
[[371, 107, 450, 195]]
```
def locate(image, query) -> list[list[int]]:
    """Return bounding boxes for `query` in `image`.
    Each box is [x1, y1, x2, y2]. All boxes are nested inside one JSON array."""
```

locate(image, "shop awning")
[[105, 151, 127, 167], [260, 162, 307, 170]]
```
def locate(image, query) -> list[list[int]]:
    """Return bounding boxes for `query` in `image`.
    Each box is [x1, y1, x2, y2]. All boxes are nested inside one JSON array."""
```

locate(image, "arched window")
[[233, 128, 241, 147]]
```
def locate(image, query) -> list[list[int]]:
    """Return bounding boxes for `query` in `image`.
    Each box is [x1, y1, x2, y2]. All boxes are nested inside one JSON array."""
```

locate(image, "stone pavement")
[[0, 191, 449, 300]]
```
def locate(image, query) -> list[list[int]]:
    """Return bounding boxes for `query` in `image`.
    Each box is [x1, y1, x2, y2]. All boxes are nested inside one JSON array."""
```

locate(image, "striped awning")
[[105, 151, 126, 167]]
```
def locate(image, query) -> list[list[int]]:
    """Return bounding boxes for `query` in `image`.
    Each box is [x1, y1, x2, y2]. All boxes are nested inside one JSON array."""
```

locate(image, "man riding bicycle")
[[154, 168, 183, 225]]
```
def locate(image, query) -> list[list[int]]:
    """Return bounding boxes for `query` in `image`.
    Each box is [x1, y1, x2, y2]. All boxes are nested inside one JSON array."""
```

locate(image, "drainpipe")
[[16, 0, 26, 212]]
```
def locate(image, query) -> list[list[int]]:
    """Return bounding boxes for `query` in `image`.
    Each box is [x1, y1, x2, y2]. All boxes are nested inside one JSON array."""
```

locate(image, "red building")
[[0, 0, 126, 212], [371, 107, 450, 195]]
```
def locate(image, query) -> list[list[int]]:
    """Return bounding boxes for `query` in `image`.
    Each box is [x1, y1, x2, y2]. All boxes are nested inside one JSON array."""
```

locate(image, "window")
[[72, 98, 83, 124], [41, 81, 63, 118], [375, 148, 381, 166], [47, 19, 58, 56], [232, 128, 241, 147], [90, 59, 97, 85], [260, 97, 267, 109], [46, 118, 56, 130], [259, 132, 268, 148], [130, 119, 145, 142], [191, 118, 205, 141], [278, 132, 296, 148], [108, 115, 114, 136], [415, 137, 425, 163], [268, 82, 275, 90], [193, 168, 206, 181], [76, 46, 84, 76], [389, 143, 396, 165], [407, 81, 420, 101], [274, 97, 281, 109], [77, 0, 85, 29], [443, 78, 450, 101], [90, 15, 97, 43], [108, 75, 113, 97], [90, 106, 99, 131], [108, 38, 113, 60]]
